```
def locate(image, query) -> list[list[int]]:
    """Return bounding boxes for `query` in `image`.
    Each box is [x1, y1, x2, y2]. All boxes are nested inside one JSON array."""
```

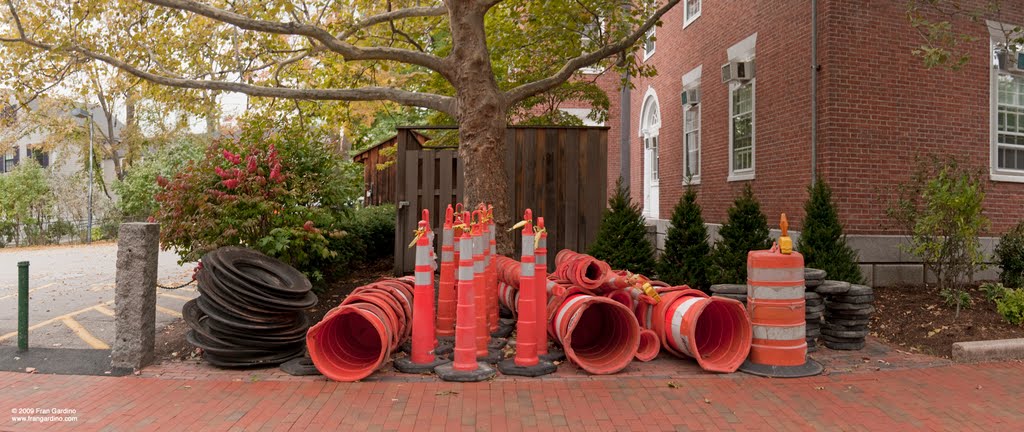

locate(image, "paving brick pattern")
[[2, 361, 1023, 431]]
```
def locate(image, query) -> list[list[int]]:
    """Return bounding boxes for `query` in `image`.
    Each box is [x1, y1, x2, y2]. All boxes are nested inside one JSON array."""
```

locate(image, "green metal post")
[[18, 261, 29, 351]]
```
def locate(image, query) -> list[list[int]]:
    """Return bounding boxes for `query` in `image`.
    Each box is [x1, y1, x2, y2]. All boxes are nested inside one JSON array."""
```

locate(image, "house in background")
[[1, 103, 122, 187], [598, 0, 1024, 285]]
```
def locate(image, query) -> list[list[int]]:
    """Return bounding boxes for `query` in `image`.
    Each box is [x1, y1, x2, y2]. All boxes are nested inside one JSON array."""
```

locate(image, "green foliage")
[[939, 287, 972, 310], [0, 159, 53, 246], [796, 179, 863, 284], [996, 221, 1024, 289], [339, 204, 397, 264], [588, 178, 656, 276], [658, 187, 711, 290], [154, 120, 362, 280], [907, 1, 1022, 70], [996, 288, 1024, 326], [888, 158, 988, 315], [45, 219, 76, 244], [981, 282, 1008, 303], [114, 135, 207, 221], [710, 184, 772, 284]]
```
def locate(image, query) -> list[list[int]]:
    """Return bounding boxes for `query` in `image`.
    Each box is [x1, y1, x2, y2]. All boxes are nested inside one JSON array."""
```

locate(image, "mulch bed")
[[153, 258, 394, 364], [871, 283, 1024, 358]]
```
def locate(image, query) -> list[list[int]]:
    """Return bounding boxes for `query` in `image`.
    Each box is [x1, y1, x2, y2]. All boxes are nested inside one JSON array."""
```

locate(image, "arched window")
[[639, 89, 661, 218], [641, 94, 660, 181]]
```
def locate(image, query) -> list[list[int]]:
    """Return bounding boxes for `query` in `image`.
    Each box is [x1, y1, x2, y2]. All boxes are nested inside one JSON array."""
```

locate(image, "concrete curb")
[[952, 338, 1024, 363]]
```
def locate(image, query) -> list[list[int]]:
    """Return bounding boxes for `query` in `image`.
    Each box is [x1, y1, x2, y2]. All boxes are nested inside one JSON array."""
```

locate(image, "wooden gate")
[[394, 126, 608, 275]]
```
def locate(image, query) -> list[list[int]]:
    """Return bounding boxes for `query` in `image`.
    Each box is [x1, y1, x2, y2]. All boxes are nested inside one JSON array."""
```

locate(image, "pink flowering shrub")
[[154, 125, 360, 280]]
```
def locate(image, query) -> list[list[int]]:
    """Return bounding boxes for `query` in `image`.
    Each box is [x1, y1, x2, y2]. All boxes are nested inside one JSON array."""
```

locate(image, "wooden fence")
[[394, 126, 608, 275]]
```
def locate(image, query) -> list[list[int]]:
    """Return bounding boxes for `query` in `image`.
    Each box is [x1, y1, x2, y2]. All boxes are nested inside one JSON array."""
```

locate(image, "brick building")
[[599, 0, 1024, 285]]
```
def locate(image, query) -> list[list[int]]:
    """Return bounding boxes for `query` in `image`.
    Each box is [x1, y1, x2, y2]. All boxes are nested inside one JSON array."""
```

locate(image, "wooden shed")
[[352, 131, 430, 206]]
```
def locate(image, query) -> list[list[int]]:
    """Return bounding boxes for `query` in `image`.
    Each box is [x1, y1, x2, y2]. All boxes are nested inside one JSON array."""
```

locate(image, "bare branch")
[[141, 0, 448, 74], [503, 0, 681, 105]]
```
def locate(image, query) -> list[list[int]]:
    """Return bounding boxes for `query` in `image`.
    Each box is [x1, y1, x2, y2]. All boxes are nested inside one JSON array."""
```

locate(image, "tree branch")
[[141, 0, 448, 74], [503, 0, 681, 105], [338, 5, 447, 39], [80, 45, 453, 113]]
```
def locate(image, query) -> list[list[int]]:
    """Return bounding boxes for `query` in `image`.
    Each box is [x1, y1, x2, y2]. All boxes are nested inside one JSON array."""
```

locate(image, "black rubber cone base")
[[437, 335, 455, 345], [739, 358, 824, 378], [394, 356, 452, 374], [478, 348, 505, 364], [489, 338, 508, 350], [497, 358, 557, 377], [491, 322, 515, 339], [435, 362, 496, 382], [538, 346, 566, 362], [280, 356, 322, 376], [434, 340, 455, 358], [400, 338, 450, 356]]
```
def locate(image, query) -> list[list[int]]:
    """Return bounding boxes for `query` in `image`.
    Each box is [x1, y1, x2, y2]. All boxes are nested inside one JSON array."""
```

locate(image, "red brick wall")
[[819, 0, 1024, 235], [600, 1, 813, 227], [597, 0, 1024, 235]]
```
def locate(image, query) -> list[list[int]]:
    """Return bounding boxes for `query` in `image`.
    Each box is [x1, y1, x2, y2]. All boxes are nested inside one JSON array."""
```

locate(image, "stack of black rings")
[[183, 246, 317, 367]]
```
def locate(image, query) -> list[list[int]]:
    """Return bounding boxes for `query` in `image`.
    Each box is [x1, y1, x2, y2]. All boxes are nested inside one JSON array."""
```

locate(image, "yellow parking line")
[[0, 282, 57, 301], [156, 305, 182, 318], [0, 305, 97, 342], [61, 317, 110, 349], [93, 305, 116, 317], [159, 292, 194, 302]]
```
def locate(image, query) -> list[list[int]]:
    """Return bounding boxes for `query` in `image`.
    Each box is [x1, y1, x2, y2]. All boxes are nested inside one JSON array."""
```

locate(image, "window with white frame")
[[997, 72, 1024, 172], [684, 0, 701, 27], [684, 101, 700, 181], [643, 28, 656, 60], [730, 80, 755, 177], [990, 20, 1024, 180], [643, 99, 660, 180]]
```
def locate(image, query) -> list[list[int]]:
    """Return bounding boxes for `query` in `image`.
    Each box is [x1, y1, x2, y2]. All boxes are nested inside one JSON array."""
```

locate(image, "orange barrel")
[[746, 249, 806, 367], [551, 292, 640, 375], [640, 288, 751, 373]]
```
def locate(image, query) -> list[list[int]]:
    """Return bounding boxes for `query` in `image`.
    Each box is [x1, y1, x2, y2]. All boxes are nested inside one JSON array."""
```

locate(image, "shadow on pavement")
[[0, 347, 131, 377]]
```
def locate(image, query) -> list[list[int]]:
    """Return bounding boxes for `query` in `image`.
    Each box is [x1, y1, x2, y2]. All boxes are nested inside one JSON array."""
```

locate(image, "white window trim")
[[728, 79, 756, 182], [683, 0, 701, 28], [989, 22, 1024, 183], [683, 103, 701, 185], [643, 28, 656, 62]]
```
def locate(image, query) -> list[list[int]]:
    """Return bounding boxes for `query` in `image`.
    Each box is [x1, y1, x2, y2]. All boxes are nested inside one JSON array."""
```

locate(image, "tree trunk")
[[448, 1, 513, 254]]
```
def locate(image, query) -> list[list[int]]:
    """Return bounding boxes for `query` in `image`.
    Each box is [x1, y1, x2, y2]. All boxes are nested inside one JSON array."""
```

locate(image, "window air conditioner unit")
[[681, 88, 700, 106], [721, 60, 756, 83], [997, 49, 1024, 73]]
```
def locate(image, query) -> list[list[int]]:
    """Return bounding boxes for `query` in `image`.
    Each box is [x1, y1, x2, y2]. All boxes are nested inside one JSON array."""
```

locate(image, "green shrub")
[[45, 219, 77, 244], [114, 136, 206, 222], [939, 287, 972, 310], [154, 121, 361, 281], [344, 204, 396, 262], [996, 288, 1024, 326], [0, 159, 52, 247], [709, 184, 772, 284], [588, 178, 656, 276], [996, 221, 1024, 289], [981, 282, 1008, 302], [888, 158, 988, 317], [658, 187, 711, 290], [796, 179, 863, 284]]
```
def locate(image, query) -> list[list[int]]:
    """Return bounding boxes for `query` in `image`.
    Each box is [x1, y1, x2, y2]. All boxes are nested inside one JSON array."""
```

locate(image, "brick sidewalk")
[[2, 361, 1023, 431]]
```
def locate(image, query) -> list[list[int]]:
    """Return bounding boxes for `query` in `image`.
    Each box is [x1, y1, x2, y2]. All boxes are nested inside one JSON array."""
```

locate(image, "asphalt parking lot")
[[0, 243, 197, 350]]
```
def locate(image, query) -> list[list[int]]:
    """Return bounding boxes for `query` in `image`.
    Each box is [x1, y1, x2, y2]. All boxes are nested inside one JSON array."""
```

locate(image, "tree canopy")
[[1, 0, 681, 252]]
